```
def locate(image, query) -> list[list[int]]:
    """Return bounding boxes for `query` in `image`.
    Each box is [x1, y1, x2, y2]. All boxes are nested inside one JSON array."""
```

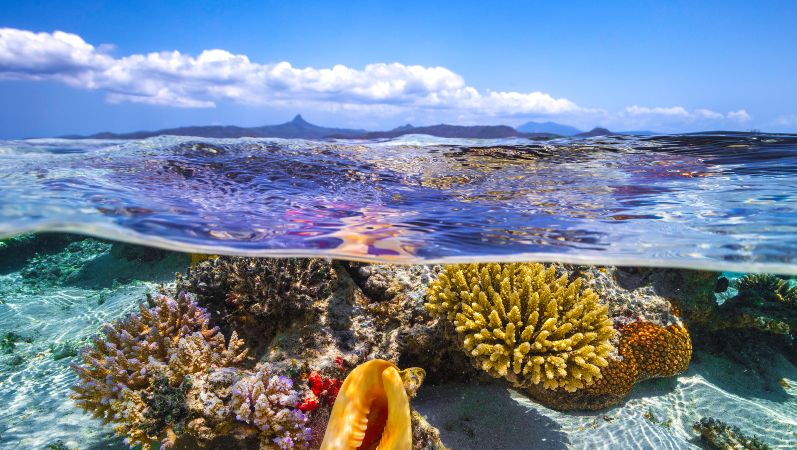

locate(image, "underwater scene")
[[1, 134, 796, 450]]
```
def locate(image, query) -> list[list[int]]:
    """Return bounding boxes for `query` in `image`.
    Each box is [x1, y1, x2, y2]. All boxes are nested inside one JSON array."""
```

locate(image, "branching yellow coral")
[[426, 263, 616, 392]]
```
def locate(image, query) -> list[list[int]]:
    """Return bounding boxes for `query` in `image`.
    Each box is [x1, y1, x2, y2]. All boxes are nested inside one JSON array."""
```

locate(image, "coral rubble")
[[425, 263, 616, 392], [693, 417, 771, 450]]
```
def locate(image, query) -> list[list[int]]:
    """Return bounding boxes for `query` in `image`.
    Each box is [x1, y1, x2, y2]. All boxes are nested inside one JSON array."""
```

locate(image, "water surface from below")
[[1, 133, 797, 273]]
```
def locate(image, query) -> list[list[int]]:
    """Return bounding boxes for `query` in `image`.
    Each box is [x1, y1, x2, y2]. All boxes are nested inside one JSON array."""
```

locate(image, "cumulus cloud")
[[625, 105, 690, 117], [727, 109, 751, 122], [0, 27, 580, 115], [623, 105, 752, 124], [0, 28, 754, 131]]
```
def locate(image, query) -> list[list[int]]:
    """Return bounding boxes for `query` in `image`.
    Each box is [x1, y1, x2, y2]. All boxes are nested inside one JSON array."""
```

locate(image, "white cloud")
[[695, 108, 725, 120], [0, 27, 580, 116], [0, 28, 754, 131], [620, 105, 753, 127], [727, 109, 751, 122], [625, 105, 690, 117]]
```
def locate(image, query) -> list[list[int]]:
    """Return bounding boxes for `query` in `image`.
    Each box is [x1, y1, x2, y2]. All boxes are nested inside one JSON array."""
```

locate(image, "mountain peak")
[[576, 127, 616, 137], [291, 114, 309, 125]]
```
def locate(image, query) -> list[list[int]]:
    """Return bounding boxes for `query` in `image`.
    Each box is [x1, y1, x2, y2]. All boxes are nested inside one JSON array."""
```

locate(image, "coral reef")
[[605, 267, 719, 327], [111, 242, 170, 263], [71, 292, 254, 449], [177, 257, 469, 383], [736, 274, 797, 306], [577, 266, 682, 327], [177, 256, 336, 321], [346, 263, 475, 383], [410, 410, 448, 450], [717, 274, 797, 335], [692, 273, 797, 371], [1, 331, 32, 354], [20, 239, 112, 287], [522, 321, 691, 410], [693, 417, 771, 450], [425, 263, 616, 392], [320, 359, 421, 450], [230, 365, 311, 449]]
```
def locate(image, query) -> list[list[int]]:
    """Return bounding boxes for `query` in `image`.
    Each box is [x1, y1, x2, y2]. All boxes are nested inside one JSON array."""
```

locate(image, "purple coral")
[[70, 292, 248, 450], [230, 365, 310, 449]]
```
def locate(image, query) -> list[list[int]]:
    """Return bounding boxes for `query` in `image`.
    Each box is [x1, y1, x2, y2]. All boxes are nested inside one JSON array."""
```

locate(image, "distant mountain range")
[[62, 115, 650, 140], [61, 115, 367, 140], [342, 123, 552, 139]]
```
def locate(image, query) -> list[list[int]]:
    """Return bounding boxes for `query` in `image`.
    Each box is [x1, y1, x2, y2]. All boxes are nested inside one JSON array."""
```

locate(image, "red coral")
[[307, 371, 342, 403], [296, 397, 319, 412]]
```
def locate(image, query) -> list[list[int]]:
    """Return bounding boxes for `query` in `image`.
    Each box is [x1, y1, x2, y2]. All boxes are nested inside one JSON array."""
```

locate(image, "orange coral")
[[621, 321, 691, 379], [523, 321, 692, 411]]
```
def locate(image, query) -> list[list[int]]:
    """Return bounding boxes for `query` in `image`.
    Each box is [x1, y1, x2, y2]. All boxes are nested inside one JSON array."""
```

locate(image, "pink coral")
[[230, 365, 311, 449]]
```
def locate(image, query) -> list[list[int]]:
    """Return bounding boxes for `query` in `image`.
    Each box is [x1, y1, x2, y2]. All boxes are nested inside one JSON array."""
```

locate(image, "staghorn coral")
[[71, 292, 248, 449], [425, 263, 616, 392], [320, 359, 422, 450], [230, 365, 311, 449], [523, 321, 692, 410]]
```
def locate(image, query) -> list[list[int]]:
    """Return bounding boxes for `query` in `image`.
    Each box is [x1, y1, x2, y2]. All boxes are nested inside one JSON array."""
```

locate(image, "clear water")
[[1, 133, 796, 449], [1, 133, 797, 272]]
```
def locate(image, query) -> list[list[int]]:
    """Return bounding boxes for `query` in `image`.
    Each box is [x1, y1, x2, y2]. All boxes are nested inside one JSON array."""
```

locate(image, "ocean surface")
[[1, 133, 797, 273]]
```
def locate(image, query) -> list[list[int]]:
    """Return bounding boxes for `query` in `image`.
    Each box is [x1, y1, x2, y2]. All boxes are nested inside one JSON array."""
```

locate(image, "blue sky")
[[0, 0, 795, 138]]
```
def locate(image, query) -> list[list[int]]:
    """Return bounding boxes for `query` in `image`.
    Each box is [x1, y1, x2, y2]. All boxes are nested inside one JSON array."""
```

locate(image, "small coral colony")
[[69, 257, 795, 449]]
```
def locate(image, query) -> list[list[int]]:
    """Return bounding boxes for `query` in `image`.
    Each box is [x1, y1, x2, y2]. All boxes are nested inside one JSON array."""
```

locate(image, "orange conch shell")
[[320, 359, 415, 450]]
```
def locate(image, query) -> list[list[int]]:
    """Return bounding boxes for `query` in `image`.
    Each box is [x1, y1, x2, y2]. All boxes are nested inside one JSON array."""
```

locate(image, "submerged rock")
[[693, 417, 771, 450]]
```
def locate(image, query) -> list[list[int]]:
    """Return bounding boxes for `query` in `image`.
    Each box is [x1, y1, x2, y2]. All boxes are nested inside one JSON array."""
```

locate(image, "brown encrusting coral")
[[177, 256, 337, 325], [522, 321, 692, 411], [425, 263, 616, 392]]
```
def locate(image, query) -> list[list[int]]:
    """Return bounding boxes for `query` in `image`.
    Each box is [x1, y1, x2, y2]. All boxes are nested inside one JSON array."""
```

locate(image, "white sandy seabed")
[[0, 244, 795, 449]]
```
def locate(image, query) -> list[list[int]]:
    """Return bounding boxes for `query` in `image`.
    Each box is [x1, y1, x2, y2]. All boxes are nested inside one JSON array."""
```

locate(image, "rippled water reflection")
[[1, 133, 796, 272]]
